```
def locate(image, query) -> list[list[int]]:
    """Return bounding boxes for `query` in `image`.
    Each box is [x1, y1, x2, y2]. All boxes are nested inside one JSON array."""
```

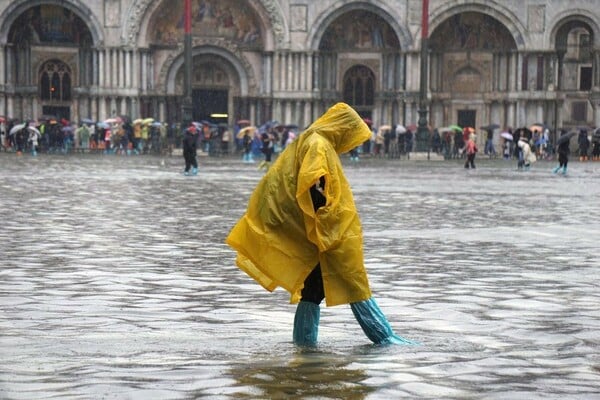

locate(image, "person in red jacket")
[[464, 133, 478, 169]]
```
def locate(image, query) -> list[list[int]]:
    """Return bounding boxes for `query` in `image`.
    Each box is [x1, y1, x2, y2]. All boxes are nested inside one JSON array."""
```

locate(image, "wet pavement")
[[1, 152, 599, 399]]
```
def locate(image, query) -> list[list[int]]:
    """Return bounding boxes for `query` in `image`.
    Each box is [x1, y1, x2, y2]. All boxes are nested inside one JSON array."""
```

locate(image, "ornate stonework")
[[157, 37, 257, 95], [122, 0, 285, 47]]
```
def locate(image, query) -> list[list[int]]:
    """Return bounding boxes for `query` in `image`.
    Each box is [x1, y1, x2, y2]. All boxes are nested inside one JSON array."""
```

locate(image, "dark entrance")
[[42, 106, 70, 121], [192, 89, 228, 123], [457, 110, 476, 129]]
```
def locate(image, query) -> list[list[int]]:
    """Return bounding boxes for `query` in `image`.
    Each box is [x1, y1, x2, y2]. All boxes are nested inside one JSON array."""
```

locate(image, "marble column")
[[5, 44, 13, 86], [0, 45, 5, 86], [112, 49, 118, 88], [7, 95, 14, 118], [141, 51, 147, 92], [98, 50, 104, 88], [99, 97, 106, 121]]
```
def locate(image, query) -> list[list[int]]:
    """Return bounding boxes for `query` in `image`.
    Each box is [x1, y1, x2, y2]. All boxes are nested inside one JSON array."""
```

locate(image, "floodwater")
[[1, 152, 599, 399]]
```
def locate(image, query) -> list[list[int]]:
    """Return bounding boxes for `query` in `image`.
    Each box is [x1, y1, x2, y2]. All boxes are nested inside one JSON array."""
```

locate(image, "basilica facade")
[[0, 0, 599, 145]]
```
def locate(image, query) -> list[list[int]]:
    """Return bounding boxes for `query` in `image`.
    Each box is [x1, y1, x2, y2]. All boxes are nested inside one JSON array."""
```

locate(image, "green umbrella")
[[448, 124, 462, 132]]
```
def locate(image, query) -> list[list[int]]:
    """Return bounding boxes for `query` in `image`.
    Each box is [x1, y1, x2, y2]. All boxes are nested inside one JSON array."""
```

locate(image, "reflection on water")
[[228, 350, 373, 399], [1, 154, 599, 399]]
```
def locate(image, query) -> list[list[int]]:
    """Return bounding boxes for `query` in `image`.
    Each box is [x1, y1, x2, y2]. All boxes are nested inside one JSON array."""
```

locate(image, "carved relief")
[[123, 0, 284, 47], [430, 12, 516, 51], [527, 5, 545, 33], [320, 10, 399, 50], [149, 0, 262, 48], [290, 5, 307, 32], [104, 0, 121, 28]]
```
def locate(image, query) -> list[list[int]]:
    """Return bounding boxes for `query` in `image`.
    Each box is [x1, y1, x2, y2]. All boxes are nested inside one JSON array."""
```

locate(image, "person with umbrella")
[[27, 126, 41, 156], [553, 130, 572, 175], [238, 126, 256, 163], [592, 129, 600, 161], [226, 103, 416, 346], [182, 124, 198, 176], [10, 122, 27, 155], [578, 129, 590, 162], [464, 131, 478, 169], [517, 136, 536, 171]]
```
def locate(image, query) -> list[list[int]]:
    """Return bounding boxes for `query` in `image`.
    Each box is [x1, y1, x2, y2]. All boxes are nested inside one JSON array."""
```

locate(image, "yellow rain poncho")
[[226, 103, 372, 306]]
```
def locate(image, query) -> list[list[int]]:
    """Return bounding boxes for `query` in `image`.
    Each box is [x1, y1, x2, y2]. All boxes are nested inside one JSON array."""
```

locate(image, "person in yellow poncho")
[[226, 102, 415, 346]]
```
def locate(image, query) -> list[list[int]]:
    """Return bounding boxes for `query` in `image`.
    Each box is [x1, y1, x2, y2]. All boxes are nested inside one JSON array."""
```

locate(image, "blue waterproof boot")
[[561, 166, 567, 175], [350, 298, 417, 345], [293, 301, 320, 346], [192, 167, 198, 175], [552, 165, 561, 174]]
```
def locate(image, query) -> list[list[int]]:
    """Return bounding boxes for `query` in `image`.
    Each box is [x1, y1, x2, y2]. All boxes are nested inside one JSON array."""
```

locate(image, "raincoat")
[[226, 103, 372, 306]]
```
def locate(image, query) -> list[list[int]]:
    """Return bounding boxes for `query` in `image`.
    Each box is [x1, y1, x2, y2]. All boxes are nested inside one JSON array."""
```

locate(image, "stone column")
[[516, 53, 523, 91], [280, 52, 287, 91], [311, 53, 319, 91], [125, 50, 131, 88], [98, 50, 105, 87], [31, 96, 38, 119], [99, 97, 106, 121], [0, 45, 5, 86], [141, 51, 148, 92], [285, 100, 292, 124], [5, 44, 13, 85], [112, 49, 118, 88], [159, 100, 166, 122], [120, 50, 126, 89], [7, 95, 14, 118], [263, 52, 272, 95], [131, 97, 138, 120]]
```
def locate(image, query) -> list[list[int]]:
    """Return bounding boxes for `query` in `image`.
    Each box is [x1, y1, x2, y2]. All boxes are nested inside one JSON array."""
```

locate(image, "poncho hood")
[[301, 102, 372, 154]]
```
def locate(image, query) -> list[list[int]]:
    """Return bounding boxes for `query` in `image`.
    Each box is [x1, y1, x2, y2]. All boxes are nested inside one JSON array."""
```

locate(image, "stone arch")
[[0, 0, 104, 46], [162, 43, 254, 96], [123, 0, 286, 50], [548, 10, 600, 50], [428, 0, 525, 50], [308, 1, 412, 51]]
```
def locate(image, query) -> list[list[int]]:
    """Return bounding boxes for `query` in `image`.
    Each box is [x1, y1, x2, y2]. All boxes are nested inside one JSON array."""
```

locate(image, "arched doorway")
[[149, 0, 262, 125], [430, 12, 517, 146], [39, 59, 72, 120], [7, 4, 93, 120], [171, 53, 243, 125], [316, 8, 402, 124], [342, 65, 375, 119], [554, 20, 595, 128]]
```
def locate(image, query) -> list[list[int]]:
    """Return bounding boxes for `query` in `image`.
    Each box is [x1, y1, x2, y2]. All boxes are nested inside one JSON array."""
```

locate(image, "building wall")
[[0, 0, 598, 147]]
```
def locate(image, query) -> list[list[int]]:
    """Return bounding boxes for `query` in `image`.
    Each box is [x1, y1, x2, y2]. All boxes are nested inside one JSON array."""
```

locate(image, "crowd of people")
[[2, 115, 599, 171], [0, 116, 174, 156]]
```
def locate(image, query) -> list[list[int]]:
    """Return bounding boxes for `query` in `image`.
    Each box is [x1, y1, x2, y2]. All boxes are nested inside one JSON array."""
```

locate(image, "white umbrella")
[[9, 123, 26, 135], [27, 126, 41, 136], [395, 125, 407, 134], [500, 132, 513, 141]]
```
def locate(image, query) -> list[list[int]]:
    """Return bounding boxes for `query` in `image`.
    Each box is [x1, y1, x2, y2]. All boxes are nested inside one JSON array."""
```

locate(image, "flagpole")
[[182, 0, 193, 126], [416, 0, 430, 157]]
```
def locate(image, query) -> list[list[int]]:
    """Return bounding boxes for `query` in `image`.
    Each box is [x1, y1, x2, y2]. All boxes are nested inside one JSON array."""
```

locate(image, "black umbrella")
[[480, 123, 500, 131], [556, 131, 576, 146]]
